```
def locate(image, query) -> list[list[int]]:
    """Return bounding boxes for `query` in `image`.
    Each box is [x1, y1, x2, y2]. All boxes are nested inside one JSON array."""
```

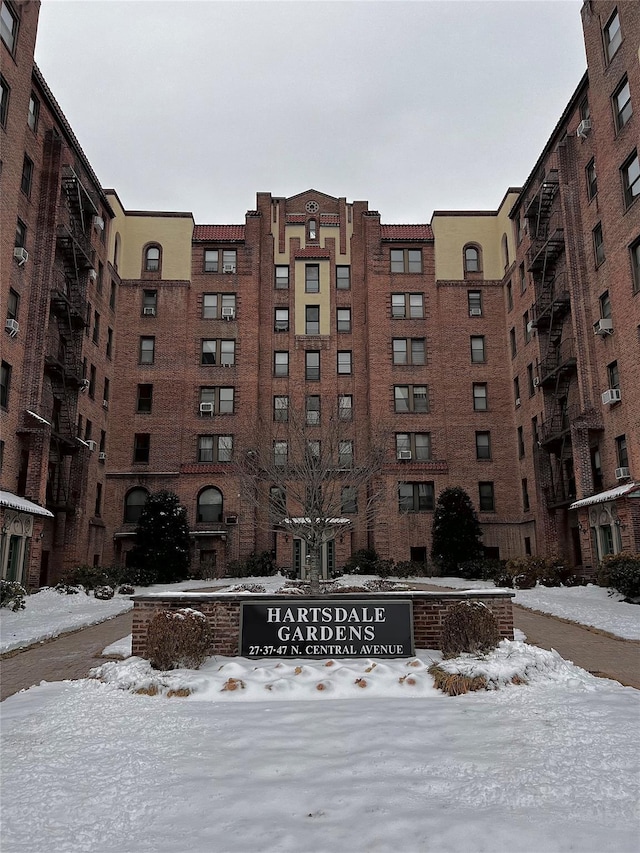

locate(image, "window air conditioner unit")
[[526, 322, 534, 336], [80, 378, 90, 392], [5, 318, 19, 337], [533, 376, 540, 387], [615, 467, 630, 481], [397, 450, 412, 461], [86, 440, 97, 452], [601, 388, 621, 405], [93, 215, 105, 231], [576, 119, 592, 139], [469, 307, 482, 316], [143, 307, 156, 316], [221, 307, 236, 319], [102, 400, 109, 409], [13, 247, 29, 265], [593, 318, 613, 336], [222, 264, 236, 273], [225, 515, 238, 525], [199, 402, 214, 415], [515, 397, 521, 407], [98, 451, 107, 462], [88, 268, 98, 281]]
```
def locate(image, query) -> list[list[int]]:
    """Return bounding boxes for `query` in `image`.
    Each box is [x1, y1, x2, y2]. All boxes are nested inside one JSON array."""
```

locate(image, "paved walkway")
[[1, 604, 638, 700]]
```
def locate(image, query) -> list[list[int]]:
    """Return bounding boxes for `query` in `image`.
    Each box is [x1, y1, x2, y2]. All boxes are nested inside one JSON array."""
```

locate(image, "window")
[[390, 249, 422, 273], [518, 426, 525, 458], [463, 245, 481, 273], [15, 218, 26, 248], [580, 96, 590, 122], [519, 263, 526, 294], [509, 327, 517, 358], [0, 360, 11, 408], [142, 290, 157, 315], [274, 307, 289, 332], [305, 350, 320, 380], [593, 222, 605, 266], [89, 365, 96, 399], [514, 376, 521, 404], [6, 288, 19, 321], [396, 433, 431, 460], [478, 482, 495, 511], [202, 339, 235, 366], [305, 265, 319, 293], [607, 360, 620, 390], [337, 307, 351, 332], [270, 486, 286, 520], [274, 395, 289, 422], [136, 384, 152, 413], [93, 311, 100, 344], [200, 386, 234, 414], [0, 75, 9, 127], [616, 434, 629, 468], [305, 305, 320, 335], [274, 441, 288, 467], [144, 245, 160, 272], [527, 363, 535, 396], [524, 311, 531, 344], [341, 487, 357, 514], [392, 338, 425, 365], [467, 291, 482, 316], [106, 328, 113, 359], [95, 483, 103, 518], [198, 435, 233, 463], [475, 431, 491, 460], [599, 290, 612, 320], [473, 383, 487, 411], [394, 385, 429, 413], [522, 479, 530, 511], [338, 394, 353, 420], [85, 301, 91, 338], [337, 350, 352, 374], [275, 266, 289, 289], [506, 281, 513, 312], [197, 487, 223, 523], [102, 377, 109, 404], [20, 155, 33, 196], [631, 237, 640, 293], [307, 218, 317, 241], [336, 266, 350, 290], [470, 336, 485, 363], [391, 293, 424, 319], [124, 488, 148, 523], [604, 9, 621, 62], [586, 159, 598, 200], [27, 92, 39, 132], [204, 250, 218, 273], [306, 395, 320, 425], [97, 262, 104, 294], [221, 250, 237, 273], [398, 482, 434, 512], [338, 440, 353, 467], [274, 351, 289, 377], [139, 336, 155, 364], [1, 1, 18, 52], [613, 77, 632, 132], [99, 430, 106, 454], [109, 281, 116, 311], [84, 419, 92, 441], [133, 433, 150, 464], [622, 151, 640, 209]]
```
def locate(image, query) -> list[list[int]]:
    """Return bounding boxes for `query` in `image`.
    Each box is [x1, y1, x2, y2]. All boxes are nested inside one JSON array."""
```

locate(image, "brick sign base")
[[131, 590, 515, 660]]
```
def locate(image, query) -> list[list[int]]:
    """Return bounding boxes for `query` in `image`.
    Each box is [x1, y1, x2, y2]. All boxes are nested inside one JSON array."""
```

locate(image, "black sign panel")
[[240, 599, 413, 658]]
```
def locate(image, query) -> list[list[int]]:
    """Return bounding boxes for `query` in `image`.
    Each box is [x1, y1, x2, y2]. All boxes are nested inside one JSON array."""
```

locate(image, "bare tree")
[[235, 398, 388, 594]]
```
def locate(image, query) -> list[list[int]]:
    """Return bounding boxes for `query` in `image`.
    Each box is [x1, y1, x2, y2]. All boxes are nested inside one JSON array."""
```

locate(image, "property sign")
[[240, 599, 413, 658]]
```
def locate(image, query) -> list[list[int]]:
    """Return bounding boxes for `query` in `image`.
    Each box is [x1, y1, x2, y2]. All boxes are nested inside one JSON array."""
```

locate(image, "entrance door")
[[294, 539, 335, 580]]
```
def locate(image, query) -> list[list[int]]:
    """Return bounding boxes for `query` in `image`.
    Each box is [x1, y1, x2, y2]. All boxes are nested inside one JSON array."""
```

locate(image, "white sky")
[[34, 0, 587, 223]]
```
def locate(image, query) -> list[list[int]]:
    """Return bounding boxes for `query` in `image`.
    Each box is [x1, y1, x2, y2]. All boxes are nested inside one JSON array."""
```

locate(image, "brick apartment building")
[[1, 0, 638, 587]]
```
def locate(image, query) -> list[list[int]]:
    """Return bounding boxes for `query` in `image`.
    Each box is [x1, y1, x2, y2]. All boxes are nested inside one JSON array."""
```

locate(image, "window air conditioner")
[[199, 402, 214, 415], [13, 247, 29, 265], [222, 264, 236, 273], [397, 450, 412, 461], [615, 467, 630, 481], [5, 318, 19, 337], [576, 119, 592, 139], [221, 307, 236, 319], [102, 400, 109, 409], [143, 307, 156, 316], [80, 378, 90, 392], [533, 376, 540, 387], [601, 388, 622, 405], [593, 318, 613, 336], [515, 397, 521, 407], [526, 322, 534, 336], [86, 440, 97, 452], [469, 307, 482, 316], [225, 515, 238, 525], [93, 216, 105, 231], [98, 451, 107, 462], [88, 268, 98, 281]]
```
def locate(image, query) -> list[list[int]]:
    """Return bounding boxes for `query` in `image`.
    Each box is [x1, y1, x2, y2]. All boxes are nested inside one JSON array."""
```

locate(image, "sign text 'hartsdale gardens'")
[[240, 599, 413, 658]]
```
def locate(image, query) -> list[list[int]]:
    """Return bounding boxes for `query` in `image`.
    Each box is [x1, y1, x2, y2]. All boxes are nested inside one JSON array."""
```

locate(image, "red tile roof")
[[380, 224, 434, 241], [286, 214, 306, 224], [320, 214, 340, 225], [293, 248, 331, 259], [193, 225, 245, 242]]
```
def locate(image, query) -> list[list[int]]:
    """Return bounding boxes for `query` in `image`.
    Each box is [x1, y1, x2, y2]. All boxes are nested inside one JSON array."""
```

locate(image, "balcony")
[[540, 405, 578, 449], [526, 217, 565, 273], [530, 272, 571, 330], [538, 337, 577, 387], [524, 169, 559, 223]]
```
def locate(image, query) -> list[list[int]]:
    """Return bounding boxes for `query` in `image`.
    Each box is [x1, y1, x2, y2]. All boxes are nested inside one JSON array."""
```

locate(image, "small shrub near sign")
[[94, 586, 115, 600], [146, 608, 213, 671], [598, 553, 640, 600], [440, 601, 500, 659], [0, 580, 27, 612]]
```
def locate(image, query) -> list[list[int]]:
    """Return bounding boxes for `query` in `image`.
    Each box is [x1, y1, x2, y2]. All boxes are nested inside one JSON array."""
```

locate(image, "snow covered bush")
[[94, 586, 115, 600], [440, 600, 500, 659], [62, 564, 123, 592], [598, 553, 640, 600], [226, 551, 277, 578], [146, 608, 213, 671], [54, 582, 81, 595], [0, 580, 27, 612], [117, 584, 135, 596], [496, 556, 572, 589]]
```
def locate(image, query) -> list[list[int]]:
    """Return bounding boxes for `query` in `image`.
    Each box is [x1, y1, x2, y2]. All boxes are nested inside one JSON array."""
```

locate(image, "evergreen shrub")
[[0, 580, 27, 611], [598, 553, 640, 600]]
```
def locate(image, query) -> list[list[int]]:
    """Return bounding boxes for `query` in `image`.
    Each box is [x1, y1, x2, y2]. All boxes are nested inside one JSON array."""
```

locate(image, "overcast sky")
[[35, 0, 586, 224]]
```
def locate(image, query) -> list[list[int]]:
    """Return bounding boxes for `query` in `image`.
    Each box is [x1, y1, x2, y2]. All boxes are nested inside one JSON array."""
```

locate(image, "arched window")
[[144, 244, 161, 272], [463, 244, 481, 273], [197, 487, 223, 523], [501, 233, 509, 268], [124, 487, 149, 523]]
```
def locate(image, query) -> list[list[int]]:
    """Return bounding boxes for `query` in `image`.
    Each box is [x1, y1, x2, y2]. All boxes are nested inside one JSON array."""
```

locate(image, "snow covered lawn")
[[2, 643, 639, 853]]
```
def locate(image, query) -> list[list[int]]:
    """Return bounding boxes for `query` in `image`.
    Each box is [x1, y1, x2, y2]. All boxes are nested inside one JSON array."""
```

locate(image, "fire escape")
[[525, 169, 576, 509], [45, 166, 97, 514]]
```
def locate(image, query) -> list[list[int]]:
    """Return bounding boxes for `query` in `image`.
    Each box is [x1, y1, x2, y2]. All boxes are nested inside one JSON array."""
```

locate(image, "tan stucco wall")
[[294, 260, 331, 334]]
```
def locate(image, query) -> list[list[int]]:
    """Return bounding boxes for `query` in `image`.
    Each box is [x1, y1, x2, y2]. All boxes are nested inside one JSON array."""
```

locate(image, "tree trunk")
[[309, 543, 321, 595]]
